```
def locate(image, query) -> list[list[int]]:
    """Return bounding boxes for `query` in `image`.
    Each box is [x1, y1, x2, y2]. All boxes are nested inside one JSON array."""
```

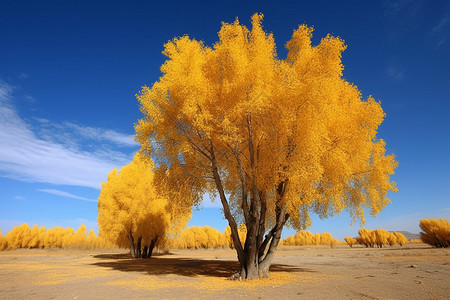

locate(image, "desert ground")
[[0, 244, 448, 299]]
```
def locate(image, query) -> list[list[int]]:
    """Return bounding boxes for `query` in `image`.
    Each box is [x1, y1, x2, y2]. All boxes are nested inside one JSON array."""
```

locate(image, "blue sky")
[[0, 0, 449, 240]]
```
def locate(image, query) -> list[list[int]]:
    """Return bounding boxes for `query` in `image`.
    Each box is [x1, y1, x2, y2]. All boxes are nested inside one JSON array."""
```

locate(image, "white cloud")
[[18, 72, 29, 79], [0, 80, 13, 102], [24, 95, 37, 103], [386, 66, 405, 80], [0, 81, 137, 189], [64, 122, 137, 147], [38, 189, 97, 202], [432, 15, 450, 33], [431, 14, 449, 47]]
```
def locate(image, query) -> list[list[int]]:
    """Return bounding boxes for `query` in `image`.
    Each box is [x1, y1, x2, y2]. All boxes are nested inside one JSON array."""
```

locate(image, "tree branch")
[[210, 140, 245, 264]]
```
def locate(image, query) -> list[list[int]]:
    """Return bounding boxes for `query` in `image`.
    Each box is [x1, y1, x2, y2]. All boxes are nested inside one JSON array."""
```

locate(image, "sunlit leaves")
[[136, 13, 397, 232], [420, 218, 450, 248], [0, 223, 112, 250], [97, 152, 192, 251], [281, 231, 340, 247]]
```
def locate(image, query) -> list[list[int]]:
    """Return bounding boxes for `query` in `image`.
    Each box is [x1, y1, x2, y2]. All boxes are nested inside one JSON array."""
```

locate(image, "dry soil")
[[0, 244, 448, 299]]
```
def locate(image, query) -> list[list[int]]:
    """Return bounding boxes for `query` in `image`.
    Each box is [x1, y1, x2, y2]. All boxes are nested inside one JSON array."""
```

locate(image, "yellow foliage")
[[374, 228, 390, 248], [169, 226, 228, 249], [355, 228, 407, 247], [0, 223, 112, 250], [386, 232, 397, 246], [135, 13, 397, 278], [136, 13, 397, 231], [408, 239, 423, 244], [97, 152, 192, 255], [344, 236, 357, 247], [281, 231, 339, 247], [419, 218, 450, 248], [0, 229, 8, 250], [393, 232, 408, 247]]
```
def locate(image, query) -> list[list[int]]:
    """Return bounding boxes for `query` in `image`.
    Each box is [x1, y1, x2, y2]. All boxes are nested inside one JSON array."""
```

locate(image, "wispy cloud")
[[432, 15, 450, 33], [64, 122, 137, 147], [24, 95, 37, 103], [0, 80, 13, 102], [38, 189, 97, 202], [431, 13, 449, 47], [383, 0, 421, 18], [386, 66, 405, 80], [383, 0, 424, 40], [18, 72, 29, 79], [0, 81, 138, 189]]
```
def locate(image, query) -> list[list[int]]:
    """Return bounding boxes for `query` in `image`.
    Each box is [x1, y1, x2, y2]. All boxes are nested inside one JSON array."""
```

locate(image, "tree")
[[386, 232, 397, 246], [136, 14, 397, 279], [98, 152, 191, 258], [0, 229, 8, 250], [282, 231, 339, 247], [374, 228, 389, 248], [344, 236, 357, 248], [393, 232, 408, 247], [5, 223, 31, 249], [419, 218, 449, 248], [29, 225, 46, 248]]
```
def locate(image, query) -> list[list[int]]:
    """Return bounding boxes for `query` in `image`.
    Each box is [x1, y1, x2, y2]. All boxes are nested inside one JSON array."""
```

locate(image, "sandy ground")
[[0, 244, 448, 299]]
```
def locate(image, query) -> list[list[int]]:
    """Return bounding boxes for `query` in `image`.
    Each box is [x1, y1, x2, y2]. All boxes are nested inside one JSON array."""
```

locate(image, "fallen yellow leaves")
[[106, 272, 334, 292]]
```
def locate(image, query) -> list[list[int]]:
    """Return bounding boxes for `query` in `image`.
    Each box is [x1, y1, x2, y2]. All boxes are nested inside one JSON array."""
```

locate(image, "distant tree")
[[281, 231, 340, 247], [135, 13, 397, 279], [0, 229, 8, 250], [374, 228, 390, 248], [0, 224, 112, 250], [356, 228, 375, 248], [419, 218, 449, 248], [170, 226, 228, 249], [393, 232, 408, 247], [98, 152, 191, 258], [5, 223, 31, 249], [344, 236, 357, 248], [408, 239, 423, 244], [29, 225, 46, 248], [67, 224, 87, 249], [386, 232, 397, 246]]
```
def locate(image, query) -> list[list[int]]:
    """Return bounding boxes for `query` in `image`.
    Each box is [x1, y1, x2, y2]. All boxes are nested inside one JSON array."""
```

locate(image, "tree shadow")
[[91, 253, 313, 278]]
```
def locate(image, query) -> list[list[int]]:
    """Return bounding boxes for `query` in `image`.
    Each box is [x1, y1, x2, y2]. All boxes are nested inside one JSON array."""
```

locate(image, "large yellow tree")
[[136, 14, 397, 279], [97, 152, 191, 258]]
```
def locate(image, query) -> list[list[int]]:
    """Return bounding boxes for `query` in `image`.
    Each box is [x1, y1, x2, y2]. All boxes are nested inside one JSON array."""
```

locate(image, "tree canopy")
[[97, 152, 191, 258], [135, 13, 397, 278]]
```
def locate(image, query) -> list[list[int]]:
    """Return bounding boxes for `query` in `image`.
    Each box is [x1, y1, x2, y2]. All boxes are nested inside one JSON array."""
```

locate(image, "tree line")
[[344, 229, 408, 248], [2, 218, 448, 251], [0, 223, 112, 250], [342, 218, 449, 248]]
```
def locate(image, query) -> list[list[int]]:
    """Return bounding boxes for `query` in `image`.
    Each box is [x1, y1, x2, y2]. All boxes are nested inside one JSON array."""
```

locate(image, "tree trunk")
[[129, 229, 136, 259], [148, 235, 158, 258], [209, 138, 290, 280], [142, 246, 149, 258], [136, 236, 142, 258]]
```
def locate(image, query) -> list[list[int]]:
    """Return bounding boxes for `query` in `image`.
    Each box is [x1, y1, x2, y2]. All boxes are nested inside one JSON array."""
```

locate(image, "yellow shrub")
[[281, 231, 340, 247], [0, 229, 8, 250], [344, 236, 357, 247], [419, 218, 450, 248], [393, 232, 408, 246], [1, 223, 113, 251]]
